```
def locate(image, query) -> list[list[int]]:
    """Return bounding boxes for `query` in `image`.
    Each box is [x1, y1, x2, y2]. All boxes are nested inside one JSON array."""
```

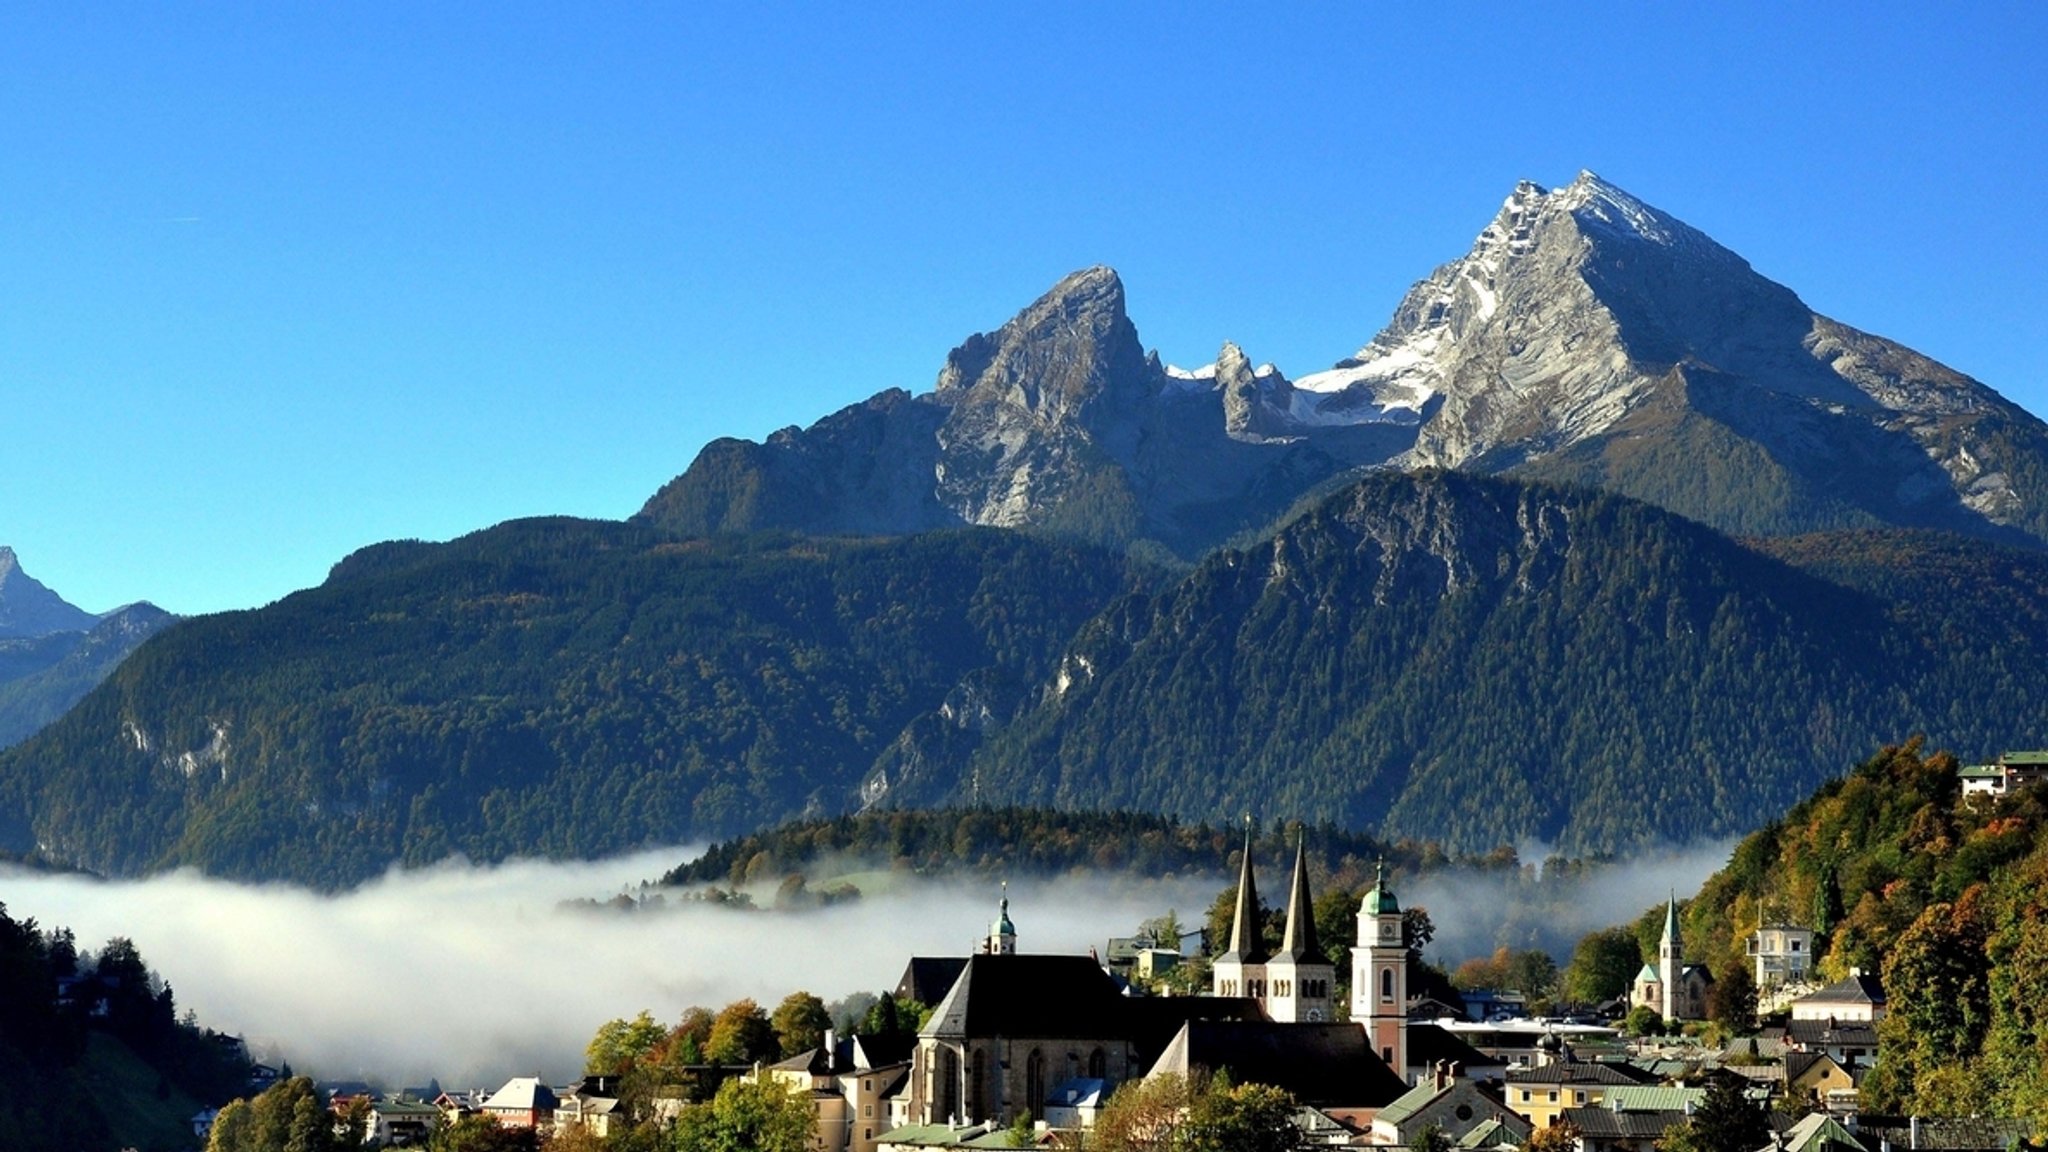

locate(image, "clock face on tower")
[[1380, 922, 1397, 941]]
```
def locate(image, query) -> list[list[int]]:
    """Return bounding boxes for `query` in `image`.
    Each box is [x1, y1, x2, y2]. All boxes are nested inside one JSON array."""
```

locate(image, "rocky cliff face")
[[1306, 172, 2047, 540], [640, 267, 1410, 555], [642, 173, 2048, 552]]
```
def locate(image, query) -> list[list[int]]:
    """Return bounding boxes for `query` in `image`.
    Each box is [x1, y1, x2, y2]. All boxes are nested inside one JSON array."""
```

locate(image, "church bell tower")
[[1352, 860, 1408, 1075]]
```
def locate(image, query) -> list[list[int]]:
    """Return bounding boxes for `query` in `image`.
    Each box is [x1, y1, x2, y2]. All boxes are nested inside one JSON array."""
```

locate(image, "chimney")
[[1910, 1116, 1921, 1151], [824, 1028, 837, 1065], [1449, 1061, 1462, 1081]]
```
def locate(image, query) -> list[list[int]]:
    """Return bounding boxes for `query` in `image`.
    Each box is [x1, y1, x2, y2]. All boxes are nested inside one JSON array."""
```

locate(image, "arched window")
[[1026, 1049, 1046, 1120], [1088, 1048, 1107, 1079], [1381, 967, 1395, 1002], [937, 1047, 960, 1123], [970, 1048, 987, 1121]]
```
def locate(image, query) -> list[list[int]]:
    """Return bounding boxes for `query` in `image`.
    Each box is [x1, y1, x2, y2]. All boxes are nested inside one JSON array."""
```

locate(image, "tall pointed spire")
[[1277, 833, 1320, 961], [1662, 890, 1678, 947], [1222, 817, 1266, 964]]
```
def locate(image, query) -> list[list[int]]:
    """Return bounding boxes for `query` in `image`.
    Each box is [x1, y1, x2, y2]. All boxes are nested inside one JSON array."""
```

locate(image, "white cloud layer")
[[0, 838, 1736, 1091], [0, 851, 1217, 1090]]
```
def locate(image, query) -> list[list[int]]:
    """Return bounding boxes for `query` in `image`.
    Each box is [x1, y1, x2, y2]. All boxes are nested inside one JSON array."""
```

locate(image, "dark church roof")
[[1148, 1021, 1410, 1108], [896, 958, 970, 1007], [1121, 996, 1264, 1065], [1407, 1023, 1506, 1074], [920, 955, 1131, 1041]]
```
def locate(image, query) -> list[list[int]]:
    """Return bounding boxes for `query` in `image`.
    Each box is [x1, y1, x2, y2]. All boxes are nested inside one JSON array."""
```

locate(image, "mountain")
[[884, 471, 2048, 854], [642, 174, 2048, 554], [0, 549, 173, 749], [0, 547, 98, 638], [0, 603, 177, 748], [0, 522, 1143, 887], [639, 267, 1415, 557]]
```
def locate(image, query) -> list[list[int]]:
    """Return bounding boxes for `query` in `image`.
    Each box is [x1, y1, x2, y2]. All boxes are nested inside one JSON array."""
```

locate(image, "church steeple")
[[1264, 831, 1335, 1022], [1221, 820, 1266, 965], [1277, 836, 1319, 961], [1659, 890, 1679, 1021], [986, 881, 1017, 955], [1354, 857, 1408, 1075]]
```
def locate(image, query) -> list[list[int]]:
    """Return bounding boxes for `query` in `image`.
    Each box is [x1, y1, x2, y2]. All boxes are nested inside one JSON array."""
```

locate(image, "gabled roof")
[[482, 1077, 558, 1112], [1562, 1107, 1686, 1140], [897, 957, 970, 1007], [920, 954, 1129, 1041], [1147, 1020, 1409, 1108], [1121, 994, 1264, 1064], [1459, 1117, 1524, 1148], [1797, 971, 1885, 1006], [1375, 1081, 1450, 1127], [1854, 1118, 2034, 1152], [1507, 1061, 1654, 1087], [1784, 1019, 1879, 1047], [1605, 1086, 1706, 1113], [1635, 963, 1663, 984], [1777, 1111, 1868, 1152]]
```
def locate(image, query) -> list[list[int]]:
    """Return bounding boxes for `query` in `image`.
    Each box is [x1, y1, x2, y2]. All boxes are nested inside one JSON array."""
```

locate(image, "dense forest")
[[1655, 740, 2048, 1123], [0, 903, 250, 1151]]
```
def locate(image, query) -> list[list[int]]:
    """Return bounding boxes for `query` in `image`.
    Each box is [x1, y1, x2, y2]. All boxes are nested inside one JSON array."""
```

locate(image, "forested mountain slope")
[[912, 472, 2048, 853], [0, 522, 1142, 888]]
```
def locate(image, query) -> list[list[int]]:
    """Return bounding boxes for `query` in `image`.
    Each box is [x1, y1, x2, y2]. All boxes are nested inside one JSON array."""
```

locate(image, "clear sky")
[[3, 3, 2043, 615]]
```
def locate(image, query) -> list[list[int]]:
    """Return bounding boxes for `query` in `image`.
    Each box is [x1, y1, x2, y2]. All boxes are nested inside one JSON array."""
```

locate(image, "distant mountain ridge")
[[0, 548, 173, 748], [0, 547, 99, 638], [643, 173, 2048, 554]]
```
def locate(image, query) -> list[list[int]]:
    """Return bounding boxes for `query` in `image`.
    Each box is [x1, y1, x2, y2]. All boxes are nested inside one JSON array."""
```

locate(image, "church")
[[1211, 830, 1413, 1076], [892, 830, 1425, 1130], [1631, 894, 1712, 1021]]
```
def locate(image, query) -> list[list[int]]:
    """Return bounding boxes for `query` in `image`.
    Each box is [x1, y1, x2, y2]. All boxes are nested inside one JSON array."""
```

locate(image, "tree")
[[1182, 1077, 1299, 1152], [1092, 1072, 1193, 1152], [1870, 890, 1992, 1110], [672, 1076, 815, 1152], [704, 999, 778, 1064], [1624, 1005, 1664, 1036], [1527, 1119, 1581, 1152], [1410, 1121, 1452, 1152], [429, 1115, 540, 1152], [589, 1011, 669, 1075], [771, 992, 832, 1058], [1678, 1072, 1767, 1152], [1561, 926, 1643, 1004], [1708, 963, 1756, 1031]]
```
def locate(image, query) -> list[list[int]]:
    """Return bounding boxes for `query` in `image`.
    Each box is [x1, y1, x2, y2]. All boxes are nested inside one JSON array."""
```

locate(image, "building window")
[[1548, 1091, 1558, 1104], [1575, 1092, 1586, 1104], [1381, 968, 1395, 1002], [1520, 1090, 1531, 1103], [1026, 1049, 1046, 1121], [1089, 1048, 1106, 1079]]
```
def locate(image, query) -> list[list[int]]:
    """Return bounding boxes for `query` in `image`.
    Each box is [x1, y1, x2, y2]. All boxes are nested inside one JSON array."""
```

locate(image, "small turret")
[[986, 881, 1017, 955]]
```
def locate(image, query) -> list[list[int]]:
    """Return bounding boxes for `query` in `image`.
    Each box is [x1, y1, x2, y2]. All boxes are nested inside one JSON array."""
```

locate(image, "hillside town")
[[228, 757, 2047, 1152]]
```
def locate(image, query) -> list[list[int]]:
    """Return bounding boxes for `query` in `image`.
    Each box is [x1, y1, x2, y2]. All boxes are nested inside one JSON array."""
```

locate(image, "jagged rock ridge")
[[0, 547, 98, 638], [643, 174, 2048, 552]]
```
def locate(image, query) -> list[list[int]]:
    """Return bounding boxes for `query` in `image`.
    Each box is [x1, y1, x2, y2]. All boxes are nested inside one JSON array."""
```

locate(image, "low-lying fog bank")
[[0, 838, 1734, 1089]]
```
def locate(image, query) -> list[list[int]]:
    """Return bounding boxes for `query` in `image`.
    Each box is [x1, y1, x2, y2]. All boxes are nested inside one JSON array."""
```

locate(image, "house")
[[363, 1098, 442, 1147], [1558, 1107, 1685, 1152], [1631, 897, 1711, 1022], [479, 1076, 558, 1128], [1958, 763, 2006, 797], [1504, 1059, 1655, 1129], [1786, 1052, 1858, 1109], [1407, 1024, 1508, 1085], [760, 1029, 915, 1152], [1748, 922, 1815, 992], [1369, 1063, 1531, 1146], [1039, 1078, 1106, 1130], [554, 1077, 625, 1139], [1789, 971, 1885, 1023], [1771, 1111, 1867, 1152]]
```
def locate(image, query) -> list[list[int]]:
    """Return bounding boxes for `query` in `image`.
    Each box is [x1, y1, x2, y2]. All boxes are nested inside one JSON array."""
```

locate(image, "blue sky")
[[3, 3, 2043, 615]]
